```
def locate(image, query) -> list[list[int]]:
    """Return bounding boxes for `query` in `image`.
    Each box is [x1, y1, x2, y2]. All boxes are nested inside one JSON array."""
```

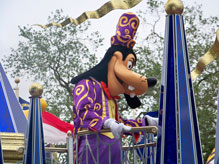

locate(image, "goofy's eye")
[[127, 60, 133, 70]]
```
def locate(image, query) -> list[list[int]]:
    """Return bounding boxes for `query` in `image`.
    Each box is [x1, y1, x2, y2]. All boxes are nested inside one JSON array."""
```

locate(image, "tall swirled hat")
[[71, 12, 139, 86], [111, 12, 139, 49]]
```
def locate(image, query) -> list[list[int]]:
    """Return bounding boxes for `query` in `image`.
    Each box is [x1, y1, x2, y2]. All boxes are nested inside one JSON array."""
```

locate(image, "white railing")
[[74, 126, 157, 164], [0, 126, 157, 164]]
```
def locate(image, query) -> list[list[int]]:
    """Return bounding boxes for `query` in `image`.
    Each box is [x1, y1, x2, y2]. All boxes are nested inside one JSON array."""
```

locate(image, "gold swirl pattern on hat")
[[36, 0, 142, 28], [116, 31, 121, 36], [131, 19, 139, 30], [125, 34, 132, 39], [119, 16, 139, 30], [125, 29, 130, 35], [119, 16, 129, 26], [191, 28, 219, 80]]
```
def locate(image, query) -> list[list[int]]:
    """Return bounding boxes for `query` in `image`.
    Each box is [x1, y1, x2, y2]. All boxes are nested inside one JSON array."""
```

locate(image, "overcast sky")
[[0, 0, 218, 100]]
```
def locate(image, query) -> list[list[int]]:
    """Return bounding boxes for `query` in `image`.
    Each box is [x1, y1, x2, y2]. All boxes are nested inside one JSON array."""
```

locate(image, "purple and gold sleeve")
[[73, 79, 106, 132], [118, 113, 146, 138], [118, 112, 146, 127]]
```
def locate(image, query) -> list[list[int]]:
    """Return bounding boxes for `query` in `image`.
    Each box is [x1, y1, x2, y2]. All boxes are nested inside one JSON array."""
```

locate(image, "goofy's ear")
[[124, 94, 141, 109]]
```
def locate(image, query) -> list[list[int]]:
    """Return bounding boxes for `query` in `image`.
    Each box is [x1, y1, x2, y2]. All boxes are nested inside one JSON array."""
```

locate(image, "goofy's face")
[[108, 51, 154, 97]]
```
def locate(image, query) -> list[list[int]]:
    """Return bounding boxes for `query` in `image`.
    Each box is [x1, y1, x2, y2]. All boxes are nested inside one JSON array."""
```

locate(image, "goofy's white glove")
[[145, 115, 158, 126], [103, 118, 132, 139]]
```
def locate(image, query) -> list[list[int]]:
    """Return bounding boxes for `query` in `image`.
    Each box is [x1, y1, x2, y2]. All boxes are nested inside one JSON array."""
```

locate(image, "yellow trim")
[[93, 81, 97, 101], [108, 99, 116, 119], [80, 118, 83, 126], [101, 97, 115, 139], [21, 104, 29, 107], [23, 110, 29, 119], [101, 90, 106, 117]]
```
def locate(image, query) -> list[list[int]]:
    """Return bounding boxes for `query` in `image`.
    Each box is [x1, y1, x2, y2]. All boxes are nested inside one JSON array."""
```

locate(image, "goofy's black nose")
[[147, 78, 157, 88]]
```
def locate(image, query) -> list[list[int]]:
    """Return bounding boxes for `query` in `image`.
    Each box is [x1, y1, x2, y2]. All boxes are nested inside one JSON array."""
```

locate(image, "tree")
[[2, 9, 104, 122]]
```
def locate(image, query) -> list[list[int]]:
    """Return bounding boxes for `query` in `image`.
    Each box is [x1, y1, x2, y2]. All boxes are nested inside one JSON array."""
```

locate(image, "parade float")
[[0, 0, 219, 163]]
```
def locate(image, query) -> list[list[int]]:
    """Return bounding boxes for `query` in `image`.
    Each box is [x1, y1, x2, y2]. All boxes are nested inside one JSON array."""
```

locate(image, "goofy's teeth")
[[128, 85, 135, 91]]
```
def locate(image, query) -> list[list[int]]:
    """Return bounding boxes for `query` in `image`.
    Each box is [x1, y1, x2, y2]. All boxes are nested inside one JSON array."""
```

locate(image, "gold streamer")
[[35, 0, 142, 28], [191, 28, 219, 80]]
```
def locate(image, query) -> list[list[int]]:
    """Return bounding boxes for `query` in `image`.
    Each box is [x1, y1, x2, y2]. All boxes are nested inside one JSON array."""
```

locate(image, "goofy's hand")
[[103, 118, 131, 139], [145, 115, 158, 126]]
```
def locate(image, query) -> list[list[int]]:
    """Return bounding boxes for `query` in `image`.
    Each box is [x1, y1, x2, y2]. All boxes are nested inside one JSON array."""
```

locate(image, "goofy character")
[[71, 12, 157, 164]]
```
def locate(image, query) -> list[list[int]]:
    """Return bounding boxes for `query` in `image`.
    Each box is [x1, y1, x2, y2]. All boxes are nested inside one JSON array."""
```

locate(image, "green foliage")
[[2, 9, 104, 121]]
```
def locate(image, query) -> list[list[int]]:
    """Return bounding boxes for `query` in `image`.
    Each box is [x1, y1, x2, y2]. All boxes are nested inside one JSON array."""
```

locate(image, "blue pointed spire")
[[0, 63, 28, 134], [156, 11, 203, 164], [23, 83, 46, 164]]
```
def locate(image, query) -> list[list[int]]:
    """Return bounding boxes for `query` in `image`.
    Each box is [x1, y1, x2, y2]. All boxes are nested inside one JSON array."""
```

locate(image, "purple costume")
[[72, 77, 146, 163]]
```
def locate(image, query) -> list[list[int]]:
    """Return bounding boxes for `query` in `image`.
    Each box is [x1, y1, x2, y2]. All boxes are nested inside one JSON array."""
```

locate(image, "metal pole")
[[67, 131, 74, 164], [14, 78, 20, 99]]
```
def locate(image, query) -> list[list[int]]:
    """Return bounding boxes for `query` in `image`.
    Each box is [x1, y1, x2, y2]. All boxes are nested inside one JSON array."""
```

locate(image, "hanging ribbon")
[[35, 0, 142, 28], [191, 28, 219, 80]]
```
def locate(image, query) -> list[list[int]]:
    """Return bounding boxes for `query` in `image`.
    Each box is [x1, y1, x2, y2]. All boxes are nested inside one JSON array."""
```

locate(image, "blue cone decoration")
[[0, 63, 27, 134], [156, 14, 203, 164], [23, 97, 46, 164]]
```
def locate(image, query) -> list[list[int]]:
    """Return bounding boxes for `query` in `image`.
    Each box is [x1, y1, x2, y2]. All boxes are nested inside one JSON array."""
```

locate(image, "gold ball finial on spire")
[[29, 83, 43, 97], [165, 0, 184, 15], [15, 78, 20, 84]]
